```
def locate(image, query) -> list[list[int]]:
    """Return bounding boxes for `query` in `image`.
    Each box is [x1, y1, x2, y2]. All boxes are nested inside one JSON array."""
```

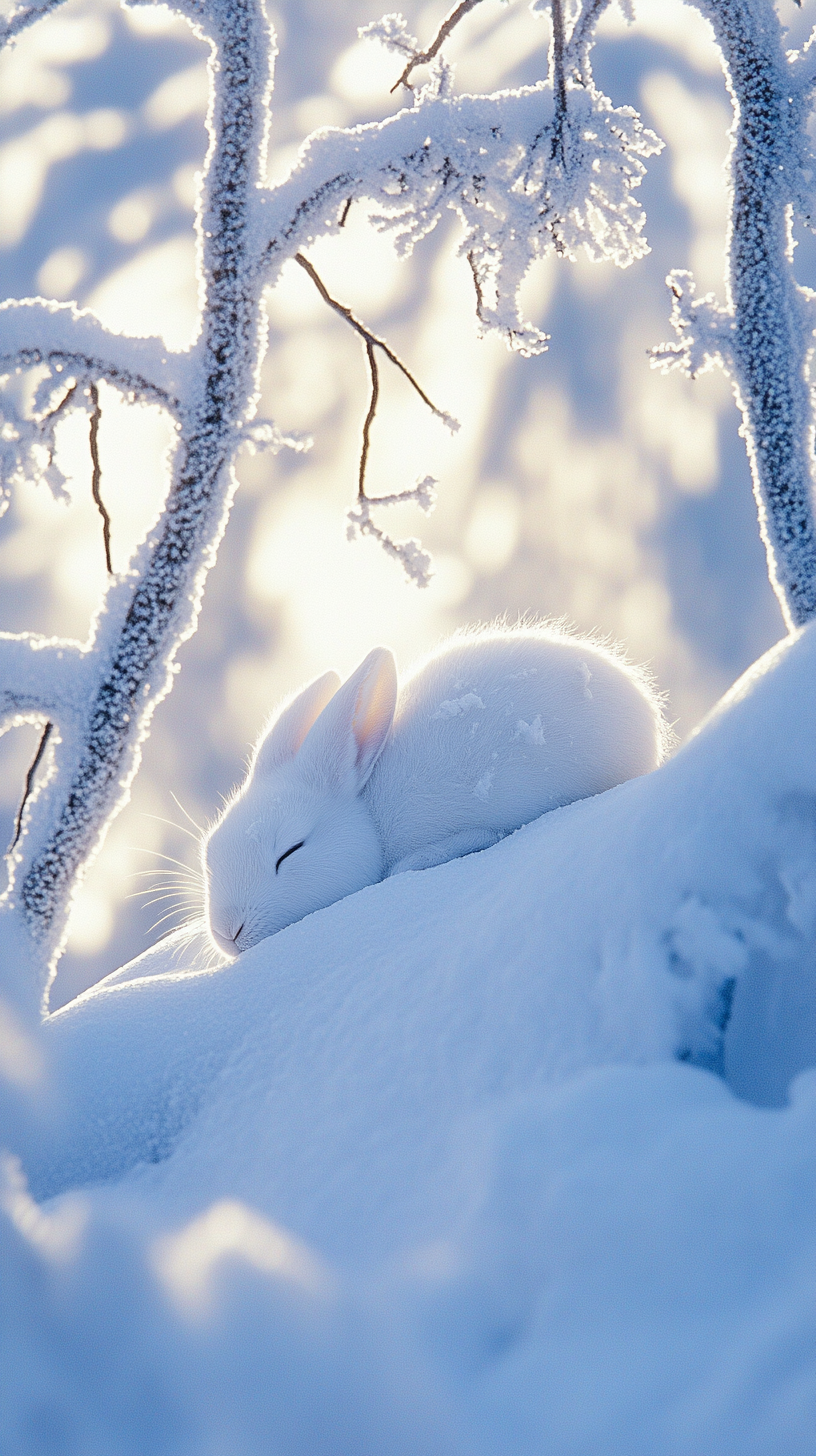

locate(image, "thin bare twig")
[[359, 340, 380, 496], [339, 197, 353, 227], [550, 0, 568, 165], [390, 0, 485, 93], [88, 383, 112, 575], [294, 252, 451, 422], [9, 721, 52, 853], [293, 250, 457, 498], [46, 381, 80, 424]]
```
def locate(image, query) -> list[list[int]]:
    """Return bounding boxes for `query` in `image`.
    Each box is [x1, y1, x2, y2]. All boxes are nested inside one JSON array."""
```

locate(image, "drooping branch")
[[0, 299, 191, 414], [292, 252, 455, 584], [293, 252, 456, 430], [9, 0, 280, 988], [359, 338, 380, 497]]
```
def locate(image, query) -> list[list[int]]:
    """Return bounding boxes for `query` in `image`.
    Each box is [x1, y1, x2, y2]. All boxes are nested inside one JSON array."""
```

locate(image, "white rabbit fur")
[[204, 625, 669, 955]]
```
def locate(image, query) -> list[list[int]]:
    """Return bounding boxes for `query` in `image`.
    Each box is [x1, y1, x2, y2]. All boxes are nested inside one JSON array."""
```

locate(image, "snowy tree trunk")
[[0, 0, 276, 1006], [707, 0, 816, 628], [657, 0, 816, 629], [20, 0, 270, 931]]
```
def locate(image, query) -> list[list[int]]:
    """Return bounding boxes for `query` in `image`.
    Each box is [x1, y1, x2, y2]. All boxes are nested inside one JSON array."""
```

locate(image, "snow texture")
[[1, 618, 815, 1453]]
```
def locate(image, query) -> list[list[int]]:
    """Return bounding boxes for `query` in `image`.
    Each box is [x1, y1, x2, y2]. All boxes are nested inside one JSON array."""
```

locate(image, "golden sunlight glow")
[[0, 8, 110, 116], [152, 1199, 329, 1315], [641, 71, 732, 294], [37, 244, 88, 299], [89, 234, 199, 349], [0, 108, 127, 246]]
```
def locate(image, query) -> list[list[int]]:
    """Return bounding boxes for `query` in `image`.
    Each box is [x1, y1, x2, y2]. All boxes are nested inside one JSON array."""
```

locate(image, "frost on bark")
[[0, 0, 815, 1009], [654, 0, 816, 630]]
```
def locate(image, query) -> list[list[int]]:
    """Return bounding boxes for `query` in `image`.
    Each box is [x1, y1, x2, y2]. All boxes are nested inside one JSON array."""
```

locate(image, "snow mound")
[[3, 626, 816, 1453]]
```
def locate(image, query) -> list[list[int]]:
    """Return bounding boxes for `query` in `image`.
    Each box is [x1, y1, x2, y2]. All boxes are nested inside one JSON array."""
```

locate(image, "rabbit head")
[[204, 648, 398, 955]]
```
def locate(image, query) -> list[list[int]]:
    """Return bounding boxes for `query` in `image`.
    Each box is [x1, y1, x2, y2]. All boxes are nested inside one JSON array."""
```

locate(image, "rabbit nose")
[[211, 922, 244, 957]]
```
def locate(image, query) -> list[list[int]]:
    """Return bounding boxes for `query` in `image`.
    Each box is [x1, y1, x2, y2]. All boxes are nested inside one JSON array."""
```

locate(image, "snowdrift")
[[2, 625, 816, 1454]]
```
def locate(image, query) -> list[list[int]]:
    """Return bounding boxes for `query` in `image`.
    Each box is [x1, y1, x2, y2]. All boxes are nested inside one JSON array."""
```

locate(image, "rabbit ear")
[[254, 670, 341, 774], [300, 647, 397, 791]]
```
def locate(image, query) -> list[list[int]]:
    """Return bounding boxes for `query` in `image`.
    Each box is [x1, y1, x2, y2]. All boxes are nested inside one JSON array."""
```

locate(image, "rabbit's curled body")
[[365, 629, 665, 871], [204, 626, 667, 956]]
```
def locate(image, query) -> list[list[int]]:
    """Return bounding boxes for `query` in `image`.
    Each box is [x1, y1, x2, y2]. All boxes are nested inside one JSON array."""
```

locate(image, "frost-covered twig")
[[565, 0, 617, 87], [87, 384, 112, 576], [347, 476, 437, 586], [651, 270, 734, 378], [373, 0, 485, 95], [258, 83, 660, 356], [292, 251, 455, 578]]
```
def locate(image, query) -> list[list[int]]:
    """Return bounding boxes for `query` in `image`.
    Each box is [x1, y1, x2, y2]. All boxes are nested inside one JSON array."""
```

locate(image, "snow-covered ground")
[[3, 621, 814, 1453]]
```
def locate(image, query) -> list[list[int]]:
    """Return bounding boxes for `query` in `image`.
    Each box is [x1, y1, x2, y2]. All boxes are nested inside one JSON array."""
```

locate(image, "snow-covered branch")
[[0, 0, 280, 1001], [369, 0, 486, 95], [0, 299, 191, 412], [0, 0, 64, 45], [256, 78, 660, 355], [0, 633, 88, 733]]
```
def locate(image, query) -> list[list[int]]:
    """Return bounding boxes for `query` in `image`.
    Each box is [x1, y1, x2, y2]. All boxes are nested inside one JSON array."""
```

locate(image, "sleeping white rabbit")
[[204, 625, 669, 955]]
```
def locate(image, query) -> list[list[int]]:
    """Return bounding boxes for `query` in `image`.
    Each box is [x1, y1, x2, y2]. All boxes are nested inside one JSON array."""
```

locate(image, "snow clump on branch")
[[274, 25, 662, 355]]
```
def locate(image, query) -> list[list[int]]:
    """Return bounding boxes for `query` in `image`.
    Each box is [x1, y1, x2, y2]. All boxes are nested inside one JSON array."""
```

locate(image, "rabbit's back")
[[363, 627, 666, 871]]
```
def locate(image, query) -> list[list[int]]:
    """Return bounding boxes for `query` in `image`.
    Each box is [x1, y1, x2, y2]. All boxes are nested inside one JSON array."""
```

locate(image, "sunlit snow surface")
[[2, 622, 814, 1454]]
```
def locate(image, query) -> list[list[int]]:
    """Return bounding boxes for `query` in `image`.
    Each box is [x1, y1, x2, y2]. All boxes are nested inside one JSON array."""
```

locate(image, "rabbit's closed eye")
[[276, 841, 304, 873]]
